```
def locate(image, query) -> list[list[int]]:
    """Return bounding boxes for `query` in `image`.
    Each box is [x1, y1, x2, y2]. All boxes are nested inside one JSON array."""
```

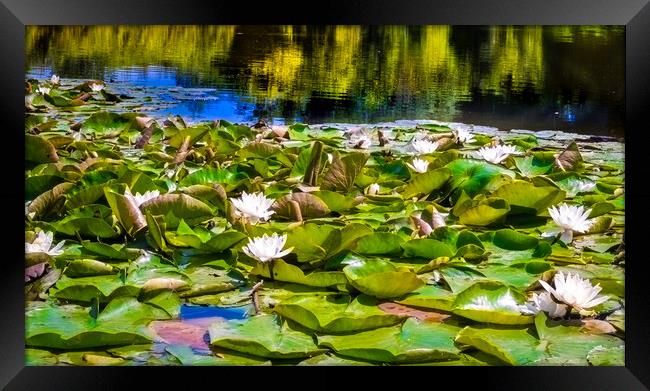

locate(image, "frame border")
[[3, 0, 648, 389]]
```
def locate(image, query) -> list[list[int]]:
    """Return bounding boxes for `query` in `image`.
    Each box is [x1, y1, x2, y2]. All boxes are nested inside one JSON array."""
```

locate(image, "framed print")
[[3, 0, 650, 389]]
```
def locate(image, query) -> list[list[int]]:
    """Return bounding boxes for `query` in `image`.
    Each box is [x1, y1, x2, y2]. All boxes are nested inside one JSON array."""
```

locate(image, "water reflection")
[[25, 25, 624, 136]]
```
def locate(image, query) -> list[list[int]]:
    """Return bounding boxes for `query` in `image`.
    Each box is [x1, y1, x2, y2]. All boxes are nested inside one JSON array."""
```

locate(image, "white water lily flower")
[[25, 231, 65, 256], [50, 74, 60, 85], [126, 189, 160, 207], [71, 131, 84, 141], [367, 183, 381, 195], [565, 179, 597, 197], [230, 191, 275, 225], [498, 144, 522, 156], [431, 210, 448, 228], [520, 291, 568, 318], [89, 83, 104, 92], [545, 203, 594, 244], [473, 144, 519, 164], [242, 233, 293, 263], [453, 125, 475, 143], [411, 139, 439, 154], [539, 271, 609, 314], [38, 86, 51, 95], [407, 158, 429, 173]]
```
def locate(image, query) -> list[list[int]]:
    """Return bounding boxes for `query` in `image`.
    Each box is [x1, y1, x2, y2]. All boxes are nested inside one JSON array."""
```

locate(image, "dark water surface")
[[25, 25, 624, 136]]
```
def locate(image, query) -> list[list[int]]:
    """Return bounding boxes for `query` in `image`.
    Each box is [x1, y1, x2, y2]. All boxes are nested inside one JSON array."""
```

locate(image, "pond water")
[[25, 25, 624, 137]]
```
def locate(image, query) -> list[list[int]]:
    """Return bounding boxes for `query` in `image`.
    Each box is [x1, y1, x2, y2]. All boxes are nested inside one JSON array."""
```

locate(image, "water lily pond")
[[25, 77, 625, 366]]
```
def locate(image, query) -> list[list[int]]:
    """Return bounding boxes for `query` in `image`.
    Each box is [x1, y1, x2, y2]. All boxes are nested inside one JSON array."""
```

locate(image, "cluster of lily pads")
[[25, 77, 625, 366]]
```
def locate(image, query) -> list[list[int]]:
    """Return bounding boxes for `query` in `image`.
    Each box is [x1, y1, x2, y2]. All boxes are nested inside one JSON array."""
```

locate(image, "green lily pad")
[[354, 232, 404, 255], [140, 193, 214, 228], [26, 134, 59, 163], [284, 223, 339, 262], [396, 284, 456, 311], [451, 281, 533, 325], [104, 188, 146, 236], [343, 258, 423, 298], [179, 167, 247, 188], [492, 229, 539, 250], [533, 313, 624, 365], [445, 159, 515, 197], [81, 112, 134, 135], [455, 324, 543, 365], [318, 318, 461, 364], [401, 168, 451, 198], [165, 344, 270, 366], [250, 258, 348, 289], [208, 314, 326, 359], [179, 266, 245, 297], [401, 239, 454, 259], [297, 353, 374, 366], [274, 294, 404, 333], [513, 155, 554, 177], [458, 197, 511, 226], [26, 297, 169, 349], [492, 181, 565, 215]]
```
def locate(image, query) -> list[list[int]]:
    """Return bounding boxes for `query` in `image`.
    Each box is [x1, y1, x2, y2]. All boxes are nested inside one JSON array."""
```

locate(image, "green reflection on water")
[[25, 25, 624, 134]]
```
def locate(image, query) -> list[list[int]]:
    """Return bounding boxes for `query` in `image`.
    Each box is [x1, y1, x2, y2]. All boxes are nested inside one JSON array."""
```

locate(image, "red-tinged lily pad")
[[378, 302, 450, 323]]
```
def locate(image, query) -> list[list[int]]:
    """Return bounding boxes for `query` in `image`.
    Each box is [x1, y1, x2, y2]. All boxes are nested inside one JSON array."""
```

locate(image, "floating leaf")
[[274, 294, 404, 333], [458, 197, 510, 226], [141, 194, 214, 228], [250, 258, 348, 288], [209, 314, 326, 359], [554, 142, 583, 172], [318, 318, 461, 364], [104, 188, 146, 236], [402, 168, 451, 198], [401, 239, 454, 259], [26, 297, 169, 349], [451, 281, 533, 325], [343, 258, 423, 298], [272, 192, 330, 220], [492, 229, 539, 250], [445, 159, 515, 197], [354, 232, 404, 255], [492, 181, 565, 215], [321, 152, 368, 192], [455, 324, 543, 365]]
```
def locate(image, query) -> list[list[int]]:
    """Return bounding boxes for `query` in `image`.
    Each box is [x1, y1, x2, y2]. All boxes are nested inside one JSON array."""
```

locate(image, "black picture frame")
[[3, 0, 649, 389]]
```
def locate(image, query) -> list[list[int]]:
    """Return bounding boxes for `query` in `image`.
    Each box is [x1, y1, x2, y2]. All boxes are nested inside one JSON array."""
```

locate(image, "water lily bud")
[[367, 183, 380, 195]]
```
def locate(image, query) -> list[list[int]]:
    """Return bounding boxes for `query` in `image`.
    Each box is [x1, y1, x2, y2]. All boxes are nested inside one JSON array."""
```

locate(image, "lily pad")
[[250, 258, 348, 289], [274, 294, 404, 333], [318, 318, 461, 363], [208, 314, 326, 359], [140, 194, 214, 228], [445, 159, 515, 197], [492, 181, 565, 215], [343, 258, 424, 298], [26, 297, 169, 349], [451, 281, 533, 325]]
